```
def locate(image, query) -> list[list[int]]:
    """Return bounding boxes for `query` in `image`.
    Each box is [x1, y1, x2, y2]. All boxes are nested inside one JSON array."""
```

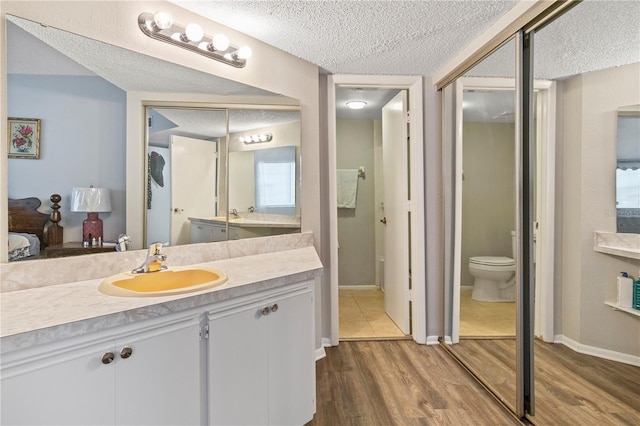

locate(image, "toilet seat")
[[469, 256, 515, 267], [469, 256, 515, 272]]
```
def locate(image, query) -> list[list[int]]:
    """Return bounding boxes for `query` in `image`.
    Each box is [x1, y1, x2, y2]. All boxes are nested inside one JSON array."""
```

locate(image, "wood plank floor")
[[306, 340, 522, 425], [448, 339, 640, 425]]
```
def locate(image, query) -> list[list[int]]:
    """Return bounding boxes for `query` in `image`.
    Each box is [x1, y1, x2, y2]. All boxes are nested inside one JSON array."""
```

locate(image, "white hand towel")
[[337, 169, 359, 209]]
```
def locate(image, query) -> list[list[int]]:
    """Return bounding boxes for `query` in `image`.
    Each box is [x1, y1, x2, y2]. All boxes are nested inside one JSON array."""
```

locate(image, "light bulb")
[[153, 11, 173, 30], [259, 134, 268, 142], [252, 135, 260, 143], [236, 46, 252, 60], [183, 23, 204, 42], [210, 34, 230, 51], [346, 101, 367, 110]]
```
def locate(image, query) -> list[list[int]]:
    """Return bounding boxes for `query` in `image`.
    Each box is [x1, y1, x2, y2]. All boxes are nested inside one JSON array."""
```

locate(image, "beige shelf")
[[593, 232, 640, 260], [604, 301, 640, 318]]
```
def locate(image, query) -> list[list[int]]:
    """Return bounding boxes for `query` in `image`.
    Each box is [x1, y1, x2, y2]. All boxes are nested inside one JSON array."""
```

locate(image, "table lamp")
[[70, 186, 111, 242]]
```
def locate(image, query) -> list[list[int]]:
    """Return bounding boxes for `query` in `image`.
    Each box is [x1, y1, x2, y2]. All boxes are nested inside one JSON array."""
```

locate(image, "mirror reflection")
[[145, 107, 301, 246], [616, 105, 640, 233], [5, 14, 298, 261]]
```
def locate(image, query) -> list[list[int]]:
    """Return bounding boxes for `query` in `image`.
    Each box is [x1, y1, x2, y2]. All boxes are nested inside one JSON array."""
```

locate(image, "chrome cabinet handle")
[[120, 347, 133, 359], [270, 304, 279, 313], [102, 352, 115, 364], [261, 307, 270, 316]]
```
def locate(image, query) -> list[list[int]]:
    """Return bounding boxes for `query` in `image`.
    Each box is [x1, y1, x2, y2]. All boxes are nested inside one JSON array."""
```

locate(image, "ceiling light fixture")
[[240, 133, 273, 144], [138, 12, 252, 68], [346, 101, 367, 110]]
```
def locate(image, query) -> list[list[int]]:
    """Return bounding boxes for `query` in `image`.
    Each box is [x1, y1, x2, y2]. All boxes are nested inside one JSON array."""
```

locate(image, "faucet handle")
[[148, 241, 168, 254]]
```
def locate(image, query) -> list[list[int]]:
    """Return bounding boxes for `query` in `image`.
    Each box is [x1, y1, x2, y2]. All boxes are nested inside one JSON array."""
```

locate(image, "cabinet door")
[[115, 319, 201, 426], [267, 289, 315, 425], [191, 223, 213, 243], [208, 301, 269, 425], [1, 340, 116, 425]]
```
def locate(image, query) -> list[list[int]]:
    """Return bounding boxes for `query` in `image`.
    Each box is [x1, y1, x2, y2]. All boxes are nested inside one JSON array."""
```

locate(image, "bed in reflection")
[[7, 197, 55, 261]]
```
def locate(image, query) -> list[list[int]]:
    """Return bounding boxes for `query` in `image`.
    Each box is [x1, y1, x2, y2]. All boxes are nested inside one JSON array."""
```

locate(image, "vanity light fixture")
[[346, 101, 367, 110], [240, 133, 273, 144], [138, 12, 252, 68]]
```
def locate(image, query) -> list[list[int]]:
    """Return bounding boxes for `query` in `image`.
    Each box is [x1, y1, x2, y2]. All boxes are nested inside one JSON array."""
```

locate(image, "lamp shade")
[[70, 187, 112, 213]]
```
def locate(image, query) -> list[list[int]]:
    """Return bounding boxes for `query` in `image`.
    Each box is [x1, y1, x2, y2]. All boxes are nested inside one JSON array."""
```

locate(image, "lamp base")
[[83, 212, 103, 242]]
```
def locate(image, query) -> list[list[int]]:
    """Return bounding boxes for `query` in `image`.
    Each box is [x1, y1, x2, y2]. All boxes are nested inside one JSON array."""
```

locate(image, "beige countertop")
[[1, 246, 322, 353], [189, 216, 301, 229]]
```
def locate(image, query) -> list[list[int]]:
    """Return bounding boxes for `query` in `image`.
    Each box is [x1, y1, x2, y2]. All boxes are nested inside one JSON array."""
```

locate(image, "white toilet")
[[468, 232, 516, 302]]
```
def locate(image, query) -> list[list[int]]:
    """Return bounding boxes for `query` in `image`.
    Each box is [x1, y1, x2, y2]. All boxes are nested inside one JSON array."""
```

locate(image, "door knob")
[[261, 307, 270, 316], [102, 352, 115, 364], [120, 347, 133, 359], [270, 304, 279, 313]]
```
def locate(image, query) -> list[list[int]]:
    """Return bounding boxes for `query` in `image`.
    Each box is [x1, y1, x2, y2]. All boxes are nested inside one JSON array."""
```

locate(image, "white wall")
[[7, 74, 126, 243], [336, 119, 376, 287], [559, 62, 640, 357], [461, 121, 515, 285]]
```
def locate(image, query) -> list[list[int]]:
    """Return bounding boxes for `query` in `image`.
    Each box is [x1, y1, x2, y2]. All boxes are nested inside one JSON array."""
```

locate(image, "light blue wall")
[[8, 74, 126, 243]]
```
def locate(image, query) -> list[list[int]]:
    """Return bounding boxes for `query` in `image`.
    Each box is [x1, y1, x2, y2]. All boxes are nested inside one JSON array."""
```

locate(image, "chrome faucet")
[[132, 242, 168, 274], [230, 209, 239, 219]]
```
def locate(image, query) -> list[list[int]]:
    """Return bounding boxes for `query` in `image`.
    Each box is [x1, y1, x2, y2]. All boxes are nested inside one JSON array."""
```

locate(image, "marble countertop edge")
[[1, 246, 322, 352]]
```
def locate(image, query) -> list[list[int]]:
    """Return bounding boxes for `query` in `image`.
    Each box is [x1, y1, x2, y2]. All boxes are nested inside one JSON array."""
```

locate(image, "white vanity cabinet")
[[1, 317, 202, 426], [191, 221, 229, 243], [207, 281, 316, 425]]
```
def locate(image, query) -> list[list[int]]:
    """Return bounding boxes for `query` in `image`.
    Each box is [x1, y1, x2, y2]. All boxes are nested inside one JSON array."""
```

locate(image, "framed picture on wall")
[[8, 117, 41, 159]]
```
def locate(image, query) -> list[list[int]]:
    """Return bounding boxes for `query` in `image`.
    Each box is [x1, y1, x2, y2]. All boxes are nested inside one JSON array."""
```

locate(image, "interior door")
[[170, 135, 218, 245], [382, 90, 410, 334]]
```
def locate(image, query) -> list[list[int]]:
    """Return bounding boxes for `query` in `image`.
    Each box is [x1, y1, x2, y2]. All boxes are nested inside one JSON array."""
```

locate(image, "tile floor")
[[459, 288, 516, 336], [339, 287, 407, 340]]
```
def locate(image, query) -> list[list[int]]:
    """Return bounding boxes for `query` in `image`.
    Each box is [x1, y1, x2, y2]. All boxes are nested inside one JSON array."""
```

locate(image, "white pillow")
[[8, 233, 30, 251]]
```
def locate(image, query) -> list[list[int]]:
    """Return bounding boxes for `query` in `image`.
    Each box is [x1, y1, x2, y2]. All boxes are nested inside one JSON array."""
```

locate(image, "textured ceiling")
[[7, 16, 276, 97], [169, 0, 519, 76]]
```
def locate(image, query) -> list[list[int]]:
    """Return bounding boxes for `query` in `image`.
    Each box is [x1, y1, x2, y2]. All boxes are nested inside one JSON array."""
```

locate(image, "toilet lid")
[[469, 256, 515, 266]]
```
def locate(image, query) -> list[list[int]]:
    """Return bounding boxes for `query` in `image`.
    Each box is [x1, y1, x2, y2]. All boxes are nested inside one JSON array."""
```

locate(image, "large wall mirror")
[[145, 106, 301, 247], [444, 0, 640, 422], [5, 14, 300, 262], [616, 105, 640, 233]]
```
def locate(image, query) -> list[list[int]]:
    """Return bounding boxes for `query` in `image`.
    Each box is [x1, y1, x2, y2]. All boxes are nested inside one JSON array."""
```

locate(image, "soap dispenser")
[[617, 272, 633, 308]]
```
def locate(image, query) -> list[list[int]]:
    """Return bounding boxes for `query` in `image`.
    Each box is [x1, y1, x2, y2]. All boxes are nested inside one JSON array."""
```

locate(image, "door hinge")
[[405, 111, 411, 124], [200, 324, 209, 340], [406, 289, 412, 302], [406, 200, 412, 212]]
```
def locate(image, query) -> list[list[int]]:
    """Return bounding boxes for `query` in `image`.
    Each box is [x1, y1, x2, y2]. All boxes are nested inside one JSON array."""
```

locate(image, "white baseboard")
[[554, 334, 640, 367], [338, 285, 380, 291], [426, 335, 440, 345], [460, 285, 474, 291], [315, 346, 327, 361], [443, 336, 453, 345], [322, 337, 333, 347]]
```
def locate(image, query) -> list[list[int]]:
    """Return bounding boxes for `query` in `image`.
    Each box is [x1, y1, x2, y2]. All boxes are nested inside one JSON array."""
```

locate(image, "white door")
[[170, 135, 218, 246], [382, 91, 410, 334]]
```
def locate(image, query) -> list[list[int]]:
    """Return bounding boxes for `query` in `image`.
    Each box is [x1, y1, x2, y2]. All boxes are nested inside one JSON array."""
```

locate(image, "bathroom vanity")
[[190, 216, 301, 242], [0, 237, 321, 425]]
